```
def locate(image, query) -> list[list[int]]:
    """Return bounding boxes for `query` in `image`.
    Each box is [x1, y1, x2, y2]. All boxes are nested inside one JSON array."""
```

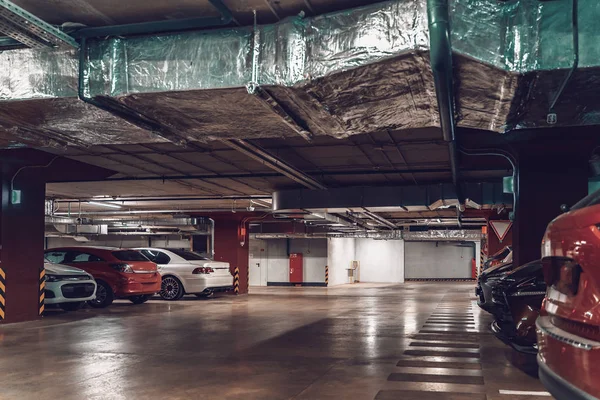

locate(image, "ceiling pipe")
[[548, 0, 578, 114], [47, 167, 510, 184], [459, 147, 518, 221], [361, 209, 396, 230], [427, 0, 463, 206], [223, 139, 326, 190], [54, 208, 271, 216], [53, 195, 272, 203]]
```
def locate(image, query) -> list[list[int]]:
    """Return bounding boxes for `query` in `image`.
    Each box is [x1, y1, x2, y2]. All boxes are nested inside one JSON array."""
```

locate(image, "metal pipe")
[[459, 147, 518, 221], [361, 209, 396, 230], [73, 0, 233, 38], [549, 0, 578, 112], [427, 0, 463, 204], [53, 195, 272, 203], [209, 218, 215, 259], [48, 167, 510, 184], [54, 208, 270, 216], [223, 139, 326, 190]]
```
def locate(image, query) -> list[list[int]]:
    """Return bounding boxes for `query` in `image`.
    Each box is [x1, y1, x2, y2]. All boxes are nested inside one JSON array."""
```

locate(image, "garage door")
[[404, 242, 473, 279]]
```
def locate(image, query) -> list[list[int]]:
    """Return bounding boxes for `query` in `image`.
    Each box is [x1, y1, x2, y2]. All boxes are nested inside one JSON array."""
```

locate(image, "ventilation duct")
[[0, 0, 597, 148], [44, 216, 212, 237], [402, 229, 482, 241]]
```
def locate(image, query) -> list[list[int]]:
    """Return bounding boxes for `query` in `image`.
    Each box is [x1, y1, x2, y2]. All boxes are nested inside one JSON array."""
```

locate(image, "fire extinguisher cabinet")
[[289, 253, 303, 283]]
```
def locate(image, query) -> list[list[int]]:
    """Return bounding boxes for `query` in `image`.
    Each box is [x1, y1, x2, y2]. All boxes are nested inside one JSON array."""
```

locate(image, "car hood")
[[504, 260, 543, 282], [495, 260, 545, 292], [481, 261, 513, 280], [44, 262, 88, 276]]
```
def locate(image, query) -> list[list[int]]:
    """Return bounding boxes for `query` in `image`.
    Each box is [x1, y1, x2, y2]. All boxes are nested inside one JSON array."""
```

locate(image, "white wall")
[[46, 236, 190, 250], [248, 238, 328, 284], [404, 241, 475, 279], [266, 239, 289, 282], [327, 238, 356, 286], [355, 239, 404, 283]]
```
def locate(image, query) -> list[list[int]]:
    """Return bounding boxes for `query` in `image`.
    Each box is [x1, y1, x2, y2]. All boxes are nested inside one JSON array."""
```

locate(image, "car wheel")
[[160, 276, 184, 301], [59, 301, 84, 311], [87, 281, 114, 308], [128, 294, 152, 304]]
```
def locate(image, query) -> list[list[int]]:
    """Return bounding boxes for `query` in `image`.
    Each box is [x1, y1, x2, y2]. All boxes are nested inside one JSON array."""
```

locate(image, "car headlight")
[[45, 274, 61, 282]]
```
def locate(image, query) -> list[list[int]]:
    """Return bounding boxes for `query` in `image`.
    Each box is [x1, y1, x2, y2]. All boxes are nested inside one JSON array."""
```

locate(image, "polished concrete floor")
[[0, 283, 552, 399]]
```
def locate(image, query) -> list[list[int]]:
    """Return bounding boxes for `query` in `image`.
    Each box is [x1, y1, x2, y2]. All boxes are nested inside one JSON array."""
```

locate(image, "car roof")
[[46, 246, 129, 251], [135, 248, 185, 258]]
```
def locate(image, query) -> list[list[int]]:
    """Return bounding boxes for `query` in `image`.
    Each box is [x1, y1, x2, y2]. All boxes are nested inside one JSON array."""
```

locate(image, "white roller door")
[[404, 241, 474, 279]]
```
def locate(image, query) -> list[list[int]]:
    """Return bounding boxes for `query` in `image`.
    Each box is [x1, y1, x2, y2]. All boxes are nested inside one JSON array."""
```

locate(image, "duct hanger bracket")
[[0, 0, 78, 49]]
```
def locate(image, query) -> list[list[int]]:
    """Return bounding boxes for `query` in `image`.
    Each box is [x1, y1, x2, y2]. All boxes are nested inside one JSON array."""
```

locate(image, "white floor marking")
[[499, 389, 552, 396]]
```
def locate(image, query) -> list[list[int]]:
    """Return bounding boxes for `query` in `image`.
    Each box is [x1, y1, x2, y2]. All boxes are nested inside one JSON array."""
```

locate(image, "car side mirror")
[[560, 204, 570, 213]]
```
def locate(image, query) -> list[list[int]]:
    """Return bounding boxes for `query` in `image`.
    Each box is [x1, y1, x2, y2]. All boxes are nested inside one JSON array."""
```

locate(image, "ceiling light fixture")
[[88, 201, 122, 209]]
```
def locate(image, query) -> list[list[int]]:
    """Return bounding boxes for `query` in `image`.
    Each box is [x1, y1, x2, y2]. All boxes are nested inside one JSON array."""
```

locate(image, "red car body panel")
[[44, 247, 161, 298], [538, 203, 600, 399]]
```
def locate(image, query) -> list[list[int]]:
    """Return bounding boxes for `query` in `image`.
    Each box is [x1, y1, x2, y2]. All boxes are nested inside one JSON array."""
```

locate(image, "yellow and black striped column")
[[478, 241, 486, 279], [0, 266, 5, 321], [233, 267, 240, 295], [39, 267, 46, 315], [325, 265, 329, 286]]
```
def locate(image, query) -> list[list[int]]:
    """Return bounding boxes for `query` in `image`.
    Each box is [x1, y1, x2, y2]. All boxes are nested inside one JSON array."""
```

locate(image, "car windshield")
[[168, 249, 211, 261], [571, 188, 600, 211], [112, 250, 148, 262]]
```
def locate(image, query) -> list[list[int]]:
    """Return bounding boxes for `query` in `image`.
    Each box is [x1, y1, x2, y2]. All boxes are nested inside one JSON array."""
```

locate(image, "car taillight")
[[542, 257, 581, 295], [110, 263, 134, 273], [192, 267, 214, 274], [541, 232, 552, 258]]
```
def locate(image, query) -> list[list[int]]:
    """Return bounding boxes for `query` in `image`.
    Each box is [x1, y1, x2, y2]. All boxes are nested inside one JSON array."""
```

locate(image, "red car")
[[538, 190, 600, 400], [44, 247, 161, 308]]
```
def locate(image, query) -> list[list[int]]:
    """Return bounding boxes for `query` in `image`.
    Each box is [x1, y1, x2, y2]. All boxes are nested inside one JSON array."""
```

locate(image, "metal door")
[[249, 239, 268, 286], [289, 253, 303, 283]]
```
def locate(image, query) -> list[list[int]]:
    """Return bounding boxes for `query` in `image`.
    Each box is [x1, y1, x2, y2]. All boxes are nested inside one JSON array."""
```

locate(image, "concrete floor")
[[0, 283, 552, 400]]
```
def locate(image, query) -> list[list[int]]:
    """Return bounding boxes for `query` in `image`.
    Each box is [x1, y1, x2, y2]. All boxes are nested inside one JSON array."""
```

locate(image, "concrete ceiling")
[[12, 0, 385, 27], [45, 129, 512, 203]]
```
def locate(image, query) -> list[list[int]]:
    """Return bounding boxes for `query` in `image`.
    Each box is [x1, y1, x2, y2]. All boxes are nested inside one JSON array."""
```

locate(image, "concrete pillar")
[[212, 214, 252, 295], [513, 150, 589, 267], [327, 238, 356, 286], [0, 164, 46, 323]]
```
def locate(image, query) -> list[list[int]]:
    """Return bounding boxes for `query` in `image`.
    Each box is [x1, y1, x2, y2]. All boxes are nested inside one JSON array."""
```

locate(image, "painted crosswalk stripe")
[[499, 390, 552, 396]]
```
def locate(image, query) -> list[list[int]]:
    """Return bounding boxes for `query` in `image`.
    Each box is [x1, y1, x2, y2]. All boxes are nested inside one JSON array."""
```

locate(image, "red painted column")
[[211, 214, 251, 295], [0, 164, 46, 323]]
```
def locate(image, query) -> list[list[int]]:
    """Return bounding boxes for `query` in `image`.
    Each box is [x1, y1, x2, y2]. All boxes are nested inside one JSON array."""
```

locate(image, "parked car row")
[[476, 247, 546, 354], [43, 246, 233, 310], [477, 189, 600, 399]]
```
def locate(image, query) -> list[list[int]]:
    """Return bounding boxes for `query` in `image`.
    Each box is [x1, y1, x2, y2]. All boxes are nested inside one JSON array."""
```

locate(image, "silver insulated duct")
[[0, 0, 599, 149]]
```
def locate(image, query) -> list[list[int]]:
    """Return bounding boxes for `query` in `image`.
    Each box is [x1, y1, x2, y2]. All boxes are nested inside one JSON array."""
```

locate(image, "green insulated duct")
[[427, 0, 462, 204], [0, 0, 600, 149]]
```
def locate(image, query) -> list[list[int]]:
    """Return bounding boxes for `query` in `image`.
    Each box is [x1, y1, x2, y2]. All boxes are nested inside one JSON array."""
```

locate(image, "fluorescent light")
[[88, 201, 122, 209]]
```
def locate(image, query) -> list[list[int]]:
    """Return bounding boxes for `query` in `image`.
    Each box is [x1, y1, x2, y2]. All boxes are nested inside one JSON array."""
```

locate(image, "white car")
[[44, 262, 97, 311], [135, 248, 233, 300]]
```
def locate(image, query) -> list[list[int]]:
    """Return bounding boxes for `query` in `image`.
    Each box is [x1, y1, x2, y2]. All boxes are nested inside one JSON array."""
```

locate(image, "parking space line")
[[499, 390, 552, 396]]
